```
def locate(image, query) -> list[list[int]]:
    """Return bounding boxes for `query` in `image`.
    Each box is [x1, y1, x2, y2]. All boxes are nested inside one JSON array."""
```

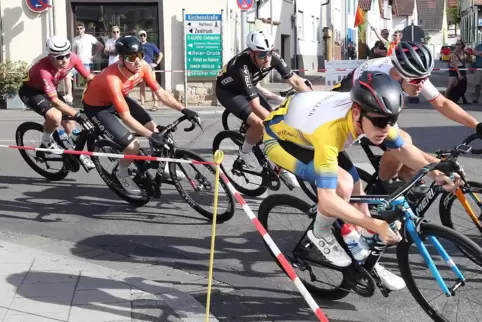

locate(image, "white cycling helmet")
[[46, 35, 71, 56], [246, 30, 275, 52]]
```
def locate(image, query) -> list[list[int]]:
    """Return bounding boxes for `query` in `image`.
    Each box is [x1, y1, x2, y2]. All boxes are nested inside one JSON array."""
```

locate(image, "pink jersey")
[[23, 52, 90, 100]]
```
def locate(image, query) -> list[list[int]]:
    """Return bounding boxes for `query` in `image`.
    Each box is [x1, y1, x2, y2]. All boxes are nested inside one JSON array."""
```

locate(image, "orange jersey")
[[83, 61, 160, 113]]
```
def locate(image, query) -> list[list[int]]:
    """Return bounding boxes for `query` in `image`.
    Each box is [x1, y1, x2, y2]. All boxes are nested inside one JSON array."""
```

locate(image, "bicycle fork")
[[455, 188, 482, 231], [404, 205, 466, 297]]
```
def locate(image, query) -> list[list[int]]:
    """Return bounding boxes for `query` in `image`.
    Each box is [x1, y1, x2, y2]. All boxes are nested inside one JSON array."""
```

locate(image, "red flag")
[[354, 5, 365, 27]]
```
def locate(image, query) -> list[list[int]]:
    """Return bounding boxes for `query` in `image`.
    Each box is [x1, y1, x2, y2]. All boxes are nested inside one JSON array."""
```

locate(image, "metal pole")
[[182, 9, 188, 107], [241, 10, 247, 49], [270, 0, 273, 34]]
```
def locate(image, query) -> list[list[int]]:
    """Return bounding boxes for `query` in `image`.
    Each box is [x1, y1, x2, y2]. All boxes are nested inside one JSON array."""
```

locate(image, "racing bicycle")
[[92, 114, 236, 223], [16, 113, 98, 181], [258, 158, 482, 322]]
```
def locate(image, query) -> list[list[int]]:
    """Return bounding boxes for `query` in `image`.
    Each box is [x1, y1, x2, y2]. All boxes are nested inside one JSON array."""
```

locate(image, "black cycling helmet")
[[391, 41, 434, 79], [115, 35, 143, 56], [351, 71, 404, 116]]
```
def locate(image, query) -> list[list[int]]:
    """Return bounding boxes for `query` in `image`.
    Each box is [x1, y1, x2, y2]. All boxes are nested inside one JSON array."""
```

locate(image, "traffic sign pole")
[[182, 8, 188, 107]]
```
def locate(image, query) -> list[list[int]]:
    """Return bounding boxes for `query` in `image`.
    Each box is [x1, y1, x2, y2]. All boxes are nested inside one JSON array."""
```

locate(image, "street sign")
[[236, 0, 254, 10], [184, 14, 223, 77], [25, 0, 50, 13]]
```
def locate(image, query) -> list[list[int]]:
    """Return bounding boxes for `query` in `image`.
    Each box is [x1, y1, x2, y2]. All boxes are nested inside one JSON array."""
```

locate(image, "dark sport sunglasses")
[[256, 50, 273, 59], [123, 52, 145, 63], [53, 53, 71, 60], [362, 112, 398, 129]]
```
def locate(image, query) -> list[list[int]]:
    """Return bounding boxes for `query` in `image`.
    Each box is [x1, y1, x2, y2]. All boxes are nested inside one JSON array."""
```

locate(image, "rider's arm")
[[312, 136, 384, 232], [142, 63, 184, 112], [72, 53, 95, 81], [432, 96, 478, 128], [256, 83, 283, 101], [107, 76, 152, 138], [239, 64, 270, 119], [271, 52, 311, 92], [39, 70, 77, 116], [382, 127, 442, 178]]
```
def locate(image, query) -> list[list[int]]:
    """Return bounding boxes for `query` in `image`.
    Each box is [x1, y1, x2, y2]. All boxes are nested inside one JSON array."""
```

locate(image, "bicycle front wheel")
[[169, 148, 236, 223], [397, 222, 482, 322]]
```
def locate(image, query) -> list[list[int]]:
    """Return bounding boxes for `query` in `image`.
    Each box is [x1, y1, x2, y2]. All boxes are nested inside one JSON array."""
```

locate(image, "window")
[[312, 16, 319, 42], [72, 4, 160, 71], [297, 10, 304, 39]]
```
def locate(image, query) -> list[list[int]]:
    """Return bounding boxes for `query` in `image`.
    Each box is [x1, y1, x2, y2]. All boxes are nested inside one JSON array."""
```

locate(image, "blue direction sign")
[[185, 14, 223, 77]]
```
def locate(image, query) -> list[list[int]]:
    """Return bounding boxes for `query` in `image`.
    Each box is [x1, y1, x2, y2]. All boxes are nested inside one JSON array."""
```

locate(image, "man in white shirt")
[[103, 26, 121, 65], [63, 22, 104, 104]]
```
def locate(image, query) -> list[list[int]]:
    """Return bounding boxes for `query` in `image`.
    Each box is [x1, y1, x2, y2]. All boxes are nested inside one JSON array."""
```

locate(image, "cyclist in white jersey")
[[331, 41, 482, 184]]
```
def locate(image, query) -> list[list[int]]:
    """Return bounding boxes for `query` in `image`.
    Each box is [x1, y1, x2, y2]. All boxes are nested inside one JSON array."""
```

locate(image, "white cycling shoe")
[[374, 263, 406, 291], [307, 230, 352, 267]]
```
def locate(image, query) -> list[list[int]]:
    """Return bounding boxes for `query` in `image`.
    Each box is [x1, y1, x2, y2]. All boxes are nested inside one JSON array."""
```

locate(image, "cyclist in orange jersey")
[[82, 35, 200, 195]]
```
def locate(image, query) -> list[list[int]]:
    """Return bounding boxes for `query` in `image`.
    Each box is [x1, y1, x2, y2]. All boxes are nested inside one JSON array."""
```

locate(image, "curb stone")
[[0, 230, 230, 321]]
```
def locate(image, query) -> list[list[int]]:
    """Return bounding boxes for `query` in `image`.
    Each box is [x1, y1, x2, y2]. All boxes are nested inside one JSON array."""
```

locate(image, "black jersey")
[[216, 49, 294, 101]]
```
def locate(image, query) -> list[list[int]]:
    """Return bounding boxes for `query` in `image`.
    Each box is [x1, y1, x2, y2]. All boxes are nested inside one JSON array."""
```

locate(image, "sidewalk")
[[0, 232, 226, 322]]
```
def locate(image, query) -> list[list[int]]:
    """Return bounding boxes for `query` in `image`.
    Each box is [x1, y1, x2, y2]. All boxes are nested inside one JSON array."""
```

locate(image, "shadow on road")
[[0, 175, 214, 225]]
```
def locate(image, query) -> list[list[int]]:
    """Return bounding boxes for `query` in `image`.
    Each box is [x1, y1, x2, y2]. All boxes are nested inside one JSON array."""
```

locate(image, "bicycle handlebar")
[[157, 114, 203, 136]]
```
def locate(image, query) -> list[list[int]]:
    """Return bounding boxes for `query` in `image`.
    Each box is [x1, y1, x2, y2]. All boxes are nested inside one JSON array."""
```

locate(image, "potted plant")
[[0, 60, 28, 109]]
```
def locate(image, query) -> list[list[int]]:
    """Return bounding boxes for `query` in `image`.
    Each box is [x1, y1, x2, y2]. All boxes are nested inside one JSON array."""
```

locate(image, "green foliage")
[[0, 60, 29, 99], [358, 21, 366, 42], [447, 6, 461, 25]]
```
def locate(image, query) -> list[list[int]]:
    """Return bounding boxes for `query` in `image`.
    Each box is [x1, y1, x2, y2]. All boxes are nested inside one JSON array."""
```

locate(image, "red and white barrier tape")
[[6, 143, 330, 321], [218, 171, 329, 322]]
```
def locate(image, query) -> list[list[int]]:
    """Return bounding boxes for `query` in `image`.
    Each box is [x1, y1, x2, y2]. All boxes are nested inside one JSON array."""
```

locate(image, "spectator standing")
[[104, 26, 121, 66], [370, 29, 389, 58], [446, 40, 469, 104], [138, 30, 163, 111], [370, 28, 402, 57], [472, 41, 482, 103], [345, 42, 357, 60], [63, 22, 104, 104]]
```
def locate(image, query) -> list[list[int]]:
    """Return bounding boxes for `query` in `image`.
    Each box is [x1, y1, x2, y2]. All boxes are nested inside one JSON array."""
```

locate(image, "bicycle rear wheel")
[[397, 222, 482, 322], [258, 194, 352, 300], [169, 148, 236, 223], [212, 130, 268, 197], [92, 139, 152, 207]]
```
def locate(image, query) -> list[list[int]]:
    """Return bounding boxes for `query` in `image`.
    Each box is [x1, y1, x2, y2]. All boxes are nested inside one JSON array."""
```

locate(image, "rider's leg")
[[43, 108, 63, 148]]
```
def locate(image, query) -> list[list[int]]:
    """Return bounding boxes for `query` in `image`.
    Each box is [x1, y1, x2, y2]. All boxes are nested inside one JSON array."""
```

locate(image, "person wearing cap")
[[138, 30, 163, 111]]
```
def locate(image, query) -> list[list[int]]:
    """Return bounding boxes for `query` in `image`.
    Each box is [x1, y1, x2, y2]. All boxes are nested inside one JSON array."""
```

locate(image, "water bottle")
[[57, 129, 72, 149], [359, 228, 377, 250], [340, 224, 369, 261], [70, 128, 81, 146]]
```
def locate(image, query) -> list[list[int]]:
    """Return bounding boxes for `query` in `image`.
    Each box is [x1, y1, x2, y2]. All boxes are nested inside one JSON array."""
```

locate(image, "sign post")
[[184, 14, 223, 77]]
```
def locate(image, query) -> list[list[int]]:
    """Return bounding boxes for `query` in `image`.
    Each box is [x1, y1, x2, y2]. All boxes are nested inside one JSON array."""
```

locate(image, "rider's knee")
[[125, 139, 140, 152], [45, 108, 62, 125], [246, 113, 264, 130], [337, 168, 354, 201]]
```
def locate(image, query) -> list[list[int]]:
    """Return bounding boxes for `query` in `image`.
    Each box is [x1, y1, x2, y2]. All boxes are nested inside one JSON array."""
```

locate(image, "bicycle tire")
[[397, 222, 482, 322], [15, 122, 70, 181], [297, 167, 374, 203], [169, 148, 236, 223], [92, 139, 152, 207], [212, 130, 268, 197], [438, 181, 482, 266], [258, 194, 352, 300]]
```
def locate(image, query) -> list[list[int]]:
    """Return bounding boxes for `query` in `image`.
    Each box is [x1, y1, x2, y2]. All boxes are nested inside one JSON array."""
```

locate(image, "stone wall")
[[173, 81, 218, 106]]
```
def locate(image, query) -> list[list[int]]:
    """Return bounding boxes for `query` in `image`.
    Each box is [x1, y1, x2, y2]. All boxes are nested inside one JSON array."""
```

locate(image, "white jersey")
[[351, 57, 441, 101]]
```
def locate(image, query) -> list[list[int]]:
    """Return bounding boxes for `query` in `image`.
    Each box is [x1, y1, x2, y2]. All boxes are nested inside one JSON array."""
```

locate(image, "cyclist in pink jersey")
[[19, 35, 95, 168]]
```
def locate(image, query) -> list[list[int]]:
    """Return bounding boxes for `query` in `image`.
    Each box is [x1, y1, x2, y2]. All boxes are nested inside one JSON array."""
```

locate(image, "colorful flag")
[[354, 5, 365, 27]]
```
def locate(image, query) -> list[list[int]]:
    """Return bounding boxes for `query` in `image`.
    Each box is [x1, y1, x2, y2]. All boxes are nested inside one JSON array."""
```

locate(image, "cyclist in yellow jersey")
[[263, 71, 462, 291]]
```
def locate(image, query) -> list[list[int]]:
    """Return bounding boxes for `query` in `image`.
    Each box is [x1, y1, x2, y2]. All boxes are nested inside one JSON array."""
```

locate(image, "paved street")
[[0, 98, 481, 321]]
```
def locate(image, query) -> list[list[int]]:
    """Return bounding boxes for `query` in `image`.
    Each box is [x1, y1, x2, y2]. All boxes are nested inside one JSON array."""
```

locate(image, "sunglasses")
[[123, 52, 145, 62], [456, 43, 462, 46], [257, 51, 273, 59], [362, 112, 398, 129], [140, 34, 146, 37], [53, 53, 71, 60], [112, 30, 120, 34], [405, 76, 428, 85]]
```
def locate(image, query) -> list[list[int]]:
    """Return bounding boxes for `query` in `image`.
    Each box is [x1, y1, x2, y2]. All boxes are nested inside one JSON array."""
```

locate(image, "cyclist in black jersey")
[[216, 29, 311, 174]]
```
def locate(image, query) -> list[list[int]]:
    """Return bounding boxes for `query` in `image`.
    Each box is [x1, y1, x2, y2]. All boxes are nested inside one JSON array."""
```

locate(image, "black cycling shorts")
[[216, 85, 272, 122], [82, 96, 153, 149], [19, 85, 66, 117], [278, 140, 360, 182]]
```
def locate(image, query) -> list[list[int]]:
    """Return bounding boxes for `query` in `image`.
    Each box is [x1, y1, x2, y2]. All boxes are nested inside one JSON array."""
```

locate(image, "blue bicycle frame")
[[348, 194, 466, 297]]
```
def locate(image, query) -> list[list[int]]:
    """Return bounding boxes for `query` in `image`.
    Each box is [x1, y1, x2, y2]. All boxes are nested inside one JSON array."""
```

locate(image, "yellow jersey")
[[263, 91, 403, 189]]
